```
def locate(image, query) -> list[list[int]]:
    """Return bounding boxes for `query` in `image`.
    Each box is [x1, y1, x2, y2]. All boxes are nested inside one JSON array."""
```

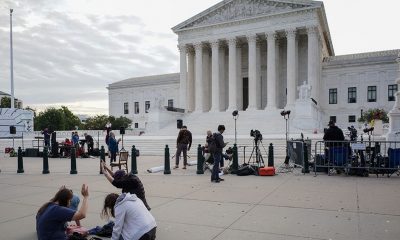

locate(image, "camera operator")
[[323, 120, 344, 143]]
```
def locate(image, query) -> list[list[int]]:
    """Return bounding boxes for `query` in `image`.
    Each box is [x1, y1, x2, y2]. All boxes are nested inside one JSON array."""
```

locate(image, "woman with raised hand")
[[36, 184, 89, 240]]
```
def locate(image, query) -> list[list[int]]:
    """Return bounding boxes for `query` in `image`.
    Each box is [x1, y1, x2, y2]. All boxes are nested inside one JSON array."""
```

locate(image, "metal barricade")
[[314, 140, 400, 177], [279, 140, 311, 173]]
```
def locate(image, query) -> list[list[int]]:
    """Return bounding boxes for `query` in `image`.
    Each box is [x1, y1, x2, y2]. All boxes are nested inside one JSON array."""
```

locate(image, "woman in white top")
[[102, 193, 156, 240]]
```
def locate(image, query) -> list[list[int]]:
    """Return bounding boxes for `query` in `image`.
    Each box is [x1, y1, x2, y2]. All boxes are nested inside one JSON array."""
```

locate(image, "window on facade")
[[134, 102, 139, 114], [330, 116, 336, 123], [348, 87, 356, 103], [367, 86, 377, 102], [388, 84, 397, 101], [145, 101, 150, 113], [349, 115, 356, 123], [168, 99, 173, 108], [135, 123, 139, 128], [123, 102, 129, 114], [329, 88, 337, 104]]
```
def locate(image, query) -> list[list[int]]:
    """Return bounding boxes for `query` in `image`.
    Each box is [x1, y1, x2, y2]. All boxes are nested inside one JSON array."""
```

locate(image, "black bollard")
[[17, 147, 24, 173], [42, 147, 50, 174], [302, 142, 310, 174], [100, 146, 105, 174], [70, 147, 77, 174], [268, 143, 274, 167], [231, 144, 239, 174], [164, 145, 171, 174], [196, 144, 204, 174], [131, 145, 138, 174]]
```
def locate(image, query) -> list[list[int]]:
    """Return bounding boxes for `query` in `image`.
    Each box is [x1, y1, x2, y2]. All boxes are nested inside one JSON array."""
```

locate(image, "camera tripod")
[[247, 138, 266, 168]]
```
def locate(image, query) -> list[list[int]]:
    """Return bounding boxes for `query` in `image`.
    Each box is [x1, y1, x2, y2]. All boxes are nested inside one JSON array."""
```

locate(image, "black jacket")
[[112, 173, 151, 210], [214, 132, 225, 153], [323, 126, 345, 141]]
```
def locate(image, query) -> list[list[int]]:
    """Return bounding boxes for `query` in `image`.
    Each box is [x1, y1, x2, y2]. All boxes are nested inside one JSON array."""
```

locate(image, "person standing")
[[211, 125, 226, 183], [84, 133, 94, 154], [323, 120, 345, 142], [174, 126, 192, 169], [108, 132, 120, 163], [42, 128, 51, 147]]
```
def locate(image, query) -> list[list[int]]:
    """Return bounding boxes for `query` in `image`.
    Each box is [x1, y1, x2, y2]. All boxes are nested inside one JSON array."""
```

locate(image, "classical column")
[[194, 43, 203, 112], [307, 26, 318, 102], [210, 40, 220, 112], [266, 31, 277, 109], [236, 43, 243, 110], [178, 44, 187, 110], [256, 41, 262, 109], [286, 29, 297, 108], [227, 37, 237, 111], [187, 48, 195, 112], [247, 34, 257, 110]]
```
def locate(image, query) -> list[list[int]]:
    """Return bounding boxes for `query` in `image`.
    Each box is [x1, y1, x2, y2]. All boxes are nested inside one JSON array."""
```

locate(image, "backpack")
[[207, 133, 218, 153]]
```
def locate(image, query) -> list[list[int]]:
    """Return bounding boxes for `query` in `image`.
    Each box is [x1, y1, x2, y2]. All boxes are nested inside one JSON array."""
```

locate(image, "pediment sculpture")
[[183, 0, 309, 29]]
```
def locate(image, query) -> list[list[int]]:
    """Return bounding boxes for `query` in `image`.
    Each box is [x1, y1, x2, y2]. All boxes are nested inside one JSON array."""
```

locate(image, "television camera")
[[363, 127, 374, 133], [347, 126, 358, 141], [250, 129, 263, 142]]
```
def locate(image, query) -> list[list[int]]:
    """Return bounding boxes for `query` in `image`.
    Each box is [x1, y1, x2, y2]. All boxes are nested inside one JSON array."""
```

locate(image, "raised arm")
[[71, 184, 89, 221]]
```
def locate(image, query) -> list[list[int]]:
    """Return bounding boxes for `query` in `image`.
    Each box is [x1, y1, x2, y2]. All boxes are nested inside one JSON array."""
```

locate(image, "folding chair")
[[110, 150, 129, 172]]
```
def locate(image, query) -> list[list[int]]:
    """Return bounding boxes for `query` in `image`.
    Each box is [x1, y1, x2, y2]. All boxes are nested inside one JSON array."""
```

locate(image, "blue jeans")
[[70, 194, 80, 210], [211, 152, 222, 181]]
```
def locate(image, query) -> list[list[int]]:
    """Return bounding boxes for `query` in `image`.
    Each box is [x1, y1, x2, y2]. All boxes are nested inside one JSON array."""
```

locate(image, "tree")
[[0, 96, 19, 108], [34, 107, 65, 131], [112, 116, 132, 130], [60, 106, 81, 130], [84, 115, 110, 130], [34, 106, 82, 131]]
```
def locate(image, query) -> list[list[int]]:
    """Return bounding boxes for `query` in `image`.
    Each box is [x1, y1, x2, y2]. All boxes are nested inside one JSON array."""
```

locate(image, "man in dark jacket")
[[84, 133, 94, 154], [323, 120, 345, 142], [211, 125, 226, 183], [174, 126, 192, 169]]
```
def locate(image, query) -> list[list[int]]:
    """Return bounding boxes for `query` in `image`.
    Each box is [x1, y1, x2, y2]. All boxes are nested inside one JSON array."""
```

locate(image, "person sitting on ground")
[[36, 184, 89, 240], [101, 161, 151, 210], [102, 193, 157, 240]]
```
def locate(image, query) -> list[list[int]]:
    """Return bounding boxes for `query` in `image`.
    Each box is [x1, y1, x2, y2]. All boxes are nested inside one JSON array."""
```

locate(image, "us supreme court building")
[[108, 0, 399, 135]]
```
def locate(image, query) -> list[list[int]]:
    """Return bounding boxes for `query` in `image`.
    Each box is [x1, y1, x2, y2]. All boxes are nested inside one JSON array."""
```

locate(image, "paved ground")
[[0, 153, 399, 240]]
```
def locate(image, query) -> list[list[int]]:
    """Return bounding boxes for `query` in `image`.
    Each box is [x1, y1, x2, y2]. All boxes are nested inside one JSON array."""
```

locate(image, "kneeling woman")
[[36, 184, 89, 240], [102, 193, 157, 240]]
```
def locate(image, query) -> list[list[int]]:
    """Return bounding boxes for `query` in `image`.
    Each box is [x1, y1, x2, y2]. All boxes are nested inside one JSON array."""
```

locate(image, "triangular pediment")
[[173, 0, 318, 31]]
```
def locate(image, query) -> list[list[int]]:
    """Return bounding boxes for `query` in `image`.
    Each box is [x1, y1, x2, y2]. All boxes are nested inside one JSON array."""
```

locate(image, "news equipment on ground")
[[247, 129, 266, 170]]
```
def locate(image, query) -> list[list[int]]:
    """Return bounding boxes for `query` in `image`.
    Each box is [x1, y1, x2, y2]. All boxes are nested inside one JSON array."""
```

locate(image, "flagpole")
[[10, 9, 15, 109]]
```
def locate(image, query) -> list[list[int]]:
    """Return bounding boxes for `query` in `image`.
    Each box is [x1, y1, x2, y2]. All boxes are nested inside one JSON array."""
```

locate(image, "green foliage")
[[112, 116, 132, 130], [358, 108, 389, 123], [83, 115, 132, 130], [0, 96, 20, 108], [34, 106, 82, 131], [84, 115, 110, 130]]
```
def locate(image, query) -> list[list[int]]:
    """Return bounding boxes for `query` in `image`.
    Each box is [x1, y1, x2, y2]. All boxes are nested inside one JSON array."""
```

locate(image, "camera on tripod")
[[347, 126, 358, 141], [363, 127, 374, 133], [280, 110, 291, 116], [250, 129, 263, 142]]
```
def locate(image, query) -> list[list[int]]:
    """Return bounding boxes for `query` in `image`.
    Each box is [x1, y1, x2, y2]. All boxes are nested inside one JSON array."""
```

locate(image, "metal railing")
[[314, 140, 400, 177]]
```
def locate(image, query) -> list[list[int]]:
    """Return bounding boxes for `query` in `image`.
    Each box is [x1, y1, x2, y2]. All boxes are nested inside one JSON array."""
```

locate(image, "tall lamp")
[[280, 110, 291, 164], [232, 110, 239, 144]]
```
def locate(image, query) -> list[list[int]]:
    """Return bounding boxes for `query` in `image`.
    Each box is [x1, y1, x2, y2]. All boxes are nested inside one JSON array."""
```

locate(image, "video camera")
[[280, 110, 291, 116], [363, 127, 374, 133], [347, 126, 357, 141], [250, 129, 263, 142]]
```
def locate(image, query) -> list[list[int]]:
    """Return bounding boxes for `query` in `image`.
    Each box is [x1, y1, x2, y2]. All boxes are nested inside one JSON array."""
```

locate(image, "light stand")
[[281, 110, 291, 165], [232, 110, 239, 145]]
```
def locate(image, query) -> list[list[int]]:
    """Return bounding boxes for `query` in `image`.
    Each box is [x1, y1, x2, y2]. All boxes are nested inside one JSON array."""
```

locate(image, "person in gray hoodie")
[[102, 193, 156, 240]]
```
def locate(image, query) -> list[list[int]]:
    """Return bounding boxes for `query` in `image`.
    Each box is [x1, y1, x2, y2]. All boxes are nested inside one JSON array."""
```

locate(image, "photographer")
[[347, 125, 358, 141]]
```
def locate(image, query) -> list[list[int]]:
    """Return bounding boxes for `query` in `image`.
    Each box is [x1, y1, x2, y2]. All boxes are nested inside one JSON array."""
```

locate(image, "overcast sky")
[[0, 0, 398, 116]]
